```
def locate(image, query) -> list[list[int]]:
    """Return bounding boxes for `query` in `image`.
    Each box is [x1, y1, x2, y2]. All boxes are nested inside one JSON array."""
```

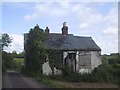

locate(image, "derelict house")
[[44, 22, 101, 74], [24, 22, 102, 75]]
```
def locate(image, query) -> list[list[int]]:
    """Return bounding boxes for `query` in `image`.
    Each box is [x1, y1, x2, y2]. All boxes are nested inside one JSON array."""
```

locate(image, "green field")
[[13, 58, 24, 71], [14, 58, 24, 63]]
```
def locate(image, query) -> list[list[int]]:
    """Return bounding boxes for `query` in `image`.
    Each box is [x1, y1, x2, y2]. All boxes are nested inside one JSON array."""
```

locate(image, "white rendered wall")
[[42, 61, 52, 76], [91, 51, 102, 69], [79, 68, 92, 74], [76, 51, 79, 73], [54, 67, 62, 75]]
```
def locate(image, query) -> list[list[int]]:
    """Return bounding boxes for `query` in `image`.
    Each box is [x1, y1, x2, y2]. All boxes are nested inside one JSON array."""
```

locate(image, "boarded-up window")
[[79, 52, 91, 69]]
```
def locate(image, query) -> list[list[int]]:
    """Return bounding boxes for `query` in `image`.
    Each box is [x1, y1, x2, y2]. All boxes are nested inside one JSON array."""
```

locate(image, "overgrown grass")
[[35, 76, 67, 88], [21, 68, 117, 88]]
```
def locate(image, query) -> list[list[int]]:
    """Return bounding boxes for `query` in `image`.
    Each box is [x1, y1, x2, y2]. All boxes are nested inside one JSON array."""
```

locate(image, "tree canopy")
[[1, 33, 12, 50]]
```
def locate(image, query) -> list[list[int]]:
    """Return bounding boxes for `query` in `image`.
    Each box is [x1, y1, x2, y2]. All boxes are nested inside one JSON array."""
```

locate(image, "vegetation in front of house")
[[46, 49, 63, 74], [21, 63, 119, 88]]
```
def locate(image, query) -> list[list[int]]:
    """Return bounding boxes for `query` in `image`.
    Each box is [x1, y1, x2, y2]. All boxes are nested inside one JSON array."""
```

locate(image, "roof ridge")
[[74, 36, 91, 38], [49, 33, 73, 35]]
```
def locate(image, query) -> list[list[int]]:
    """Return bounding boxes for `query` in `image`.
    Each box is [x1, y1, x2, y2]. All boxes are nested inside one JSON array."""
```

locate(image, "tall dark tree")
[[25, 24, 47, 73], [1, 33, 12, 50]]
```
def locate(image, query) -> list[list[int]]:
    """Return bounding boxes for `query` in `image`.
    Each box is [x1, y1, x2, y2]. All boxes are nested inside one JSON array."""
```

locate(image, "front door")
[[68, 53, 76, 73]]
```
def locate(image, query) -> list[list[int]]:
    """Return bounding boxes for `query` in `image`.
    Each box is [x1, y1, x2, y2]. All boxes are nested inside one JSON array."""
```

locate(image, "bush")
[[2, 51, 14, 72], [2, 65, 6, 72]]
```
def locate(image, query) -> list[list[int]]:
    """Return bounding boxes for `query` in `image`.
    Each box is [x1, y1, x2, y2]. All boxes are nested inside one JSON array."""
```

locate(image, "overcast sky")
[[1, 0, 119, 54]]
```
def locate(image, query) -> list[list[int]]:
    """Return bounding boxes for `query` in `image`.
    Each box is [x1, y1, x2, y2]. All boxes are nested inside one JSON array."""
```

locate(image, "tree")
[[25, 24, 47, 73], [12, 50, 17, 57], [1, 33, 13, 72], [17, 51, 25, 58], [1, 33, 12, 50], [11, 51, 25, 58]]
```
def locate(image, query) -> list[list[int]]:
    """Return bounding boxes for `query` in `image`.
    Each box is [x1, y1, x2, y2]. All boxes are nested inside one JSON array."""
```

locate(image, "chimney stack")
[[45, 27, 50, 34], [61, 22, 68, 35]]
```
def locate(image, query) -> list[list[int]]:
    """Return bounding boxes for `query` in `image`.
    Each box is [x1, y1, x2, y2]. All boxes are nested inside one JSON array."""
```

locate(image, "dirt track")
[[3, 71, 49, 88]]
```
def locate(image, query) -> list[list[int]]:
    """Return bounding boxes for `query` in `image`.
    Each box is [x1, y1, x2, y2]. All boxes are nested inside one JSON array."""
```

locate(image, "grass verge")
[[30, 73, 118, 88]]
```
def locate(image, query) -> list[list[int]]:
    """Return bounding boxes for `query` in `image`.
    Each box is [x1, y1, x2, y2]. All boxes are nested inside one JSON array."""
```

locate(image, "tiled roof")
[[44, 33, 101, 51]]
